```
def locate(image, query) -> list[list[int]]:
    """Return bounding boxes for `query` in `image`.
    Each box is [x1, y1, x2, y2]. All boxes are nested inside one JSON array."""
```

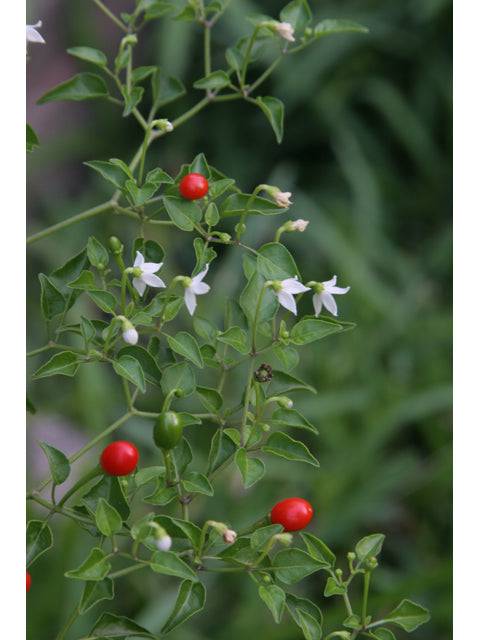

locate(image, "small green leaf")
[[68, 270, 97, 290], [273, 345, 299, 370], [263, 432, 319, 467], [95, 498, 123, 537], [384, 599, 431, 632], [274, 548, 324, 584], [314, 19, 369, 38], [290, 317, 347, 345], [196, 386, 222, 413], [193, 316, 218, 343], [355, 533, 385, 565], [131, 65, 157, 84], [257, 242, 300, 280], [286, 593, 323, 640], [207, 430, 237, 475], [166, 332, 204, 368], [39, 274, 65, 320], [194, 70, 231, 90], [87, 289, 117, 314], [300, 533, 336, 568], [87, 236, 109, 269], [26, 123, 40, 152], [280, 0, 312, 34], [204, 202, 220, 226], [256, 96, 284, 143], [26, 520, 53, 567], [33, 351, 81, 379], [151, 551, 198, 580], [84, 160, 129, 189], [161, 362, 196, 397], [67, 46, 107, 67], [117, 345, 162, 386], [240, 272, 278, 326], [324, 576, 346, 597], [163, 196, 202, 231], [38, 73, 108, 104], [217, 326, 250, 354], [250, 525, 283, 551], [65, 547, 111, 581], [39, 442, 70, 486], [271, 408, 318, 434], [161, 580, 206, 634], [113, 355, 146, 393], [145, 167, 174, 186], [220, 193, 284, 217], [182, 471, 214, 496], [258, 584, 286, 623], [79, 578, 114, 614], [370, 629, 397, 640], [153, 515, 202, 549], [343, 614, 361, 629], [152, 70, 186, 108], [235, 448, 265, 488], [87, 612, 156, 638]]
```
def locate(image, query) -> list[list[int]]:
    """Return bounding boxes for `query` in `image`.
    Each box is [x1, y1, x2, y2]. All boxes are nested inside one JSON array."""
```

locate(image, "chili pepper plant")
[[26, 2, 431, 639]]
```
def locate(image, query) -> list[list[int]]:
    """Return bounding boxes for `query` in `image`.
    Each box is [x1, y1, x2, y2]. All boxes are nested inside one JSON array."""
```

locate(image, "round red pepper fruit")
[[270, 497, 314, 532], [179, 173, 209, 200], [100, 440, 139, 476], [26, 571, 31, 593]]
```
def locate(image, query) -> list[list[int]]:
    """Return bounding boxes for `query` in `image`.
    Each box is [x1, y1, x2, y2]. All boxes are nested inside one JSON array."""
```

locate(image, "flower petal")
[[184, 288, 197, 316], [142, 273, 165, 288], [322, 275, 337, 289], [134, 251, 145, 268], [321, 292, 338, 316], [191, 281, 210, 295], [191, 264, 209, 285], [312, 293, 323, 317], [328, 285, 350, 295], [141, 261, 163, 274], [277, 290, 298, 315], [26, 25, 45, 43], [281, 277, 310, 294], [133, 277, 146, 296]]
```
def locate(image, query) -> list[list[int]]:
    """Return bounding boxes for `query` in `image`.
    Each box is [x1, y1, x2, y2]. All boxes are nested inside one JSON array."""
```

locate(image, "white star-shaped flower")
[[184, 265, 211, 316], [132, 251, 166, 296], [26, 21, 45, 47], [274, 277, 310, 315], [275, 21, 295, 42], [312, 275, 350, 317]]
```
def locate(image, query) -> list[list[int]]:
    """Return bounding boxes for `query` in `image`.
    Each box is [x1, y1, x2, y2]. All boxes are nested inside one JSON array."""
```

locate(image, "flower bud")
[[254, 363, 273, 383], [235, 222, 246, 237], [277, 396, 293, 409], [223, 529, 237, 544], [217, 232, 231, 243], [274, 21, 295, 43], [365, 557, 378, 570], [260, 422, 271, 432], [347, 552, 356, 562], [152, 118, 174, 133], [109, 236, 123, 255], [274, 532, 293, 546], [155, 534, 173, 551], [122, 327, 139, 345], [287, 219, 309, 232]]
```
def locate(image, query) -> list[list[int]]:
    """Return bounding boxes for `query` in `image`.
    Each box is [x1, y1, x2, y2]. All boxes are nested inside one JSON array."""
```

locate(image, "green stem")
[[361, 571, 371, 626], [109, 563, 148, 580], [55, 605, 80, 640], [240, 26, 260, 86], [138, 126, 152, 184], [252, 283, 268, 353], [240, 358, 256, 447], [58, 466, 103, 507], [27, 494, 92, 525], [26, 200, 113, 245], [92, 0, 128, 32], [248, 56, 282, 94], [204, 26, 212, 77]]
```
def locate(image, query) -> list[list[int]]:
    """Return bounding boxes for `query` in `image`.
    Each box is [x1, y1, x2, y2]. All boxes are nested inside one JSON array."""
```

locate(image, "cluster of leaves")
[[27, 1, 431, 639]]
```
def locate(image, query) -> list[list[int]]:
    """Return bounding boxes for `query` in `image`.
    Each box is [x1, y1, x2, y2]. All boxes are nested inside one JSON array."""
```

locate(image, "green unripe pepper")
[[153, 411, 182, 450]]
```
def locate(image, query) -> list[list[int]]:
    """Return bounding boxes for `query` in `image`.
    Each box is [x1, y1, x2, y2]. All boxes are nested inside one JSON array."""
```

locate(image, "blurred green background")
[[26, 0, 452, 638]]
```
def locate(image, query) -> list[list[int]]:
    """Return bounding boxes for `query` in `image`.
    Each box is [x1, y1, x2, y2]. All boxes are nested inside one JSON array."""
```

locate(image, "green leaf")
[[193, 316, 218, 343], [87, 236, 109, 269], [167, 331, 204, 368], [286, 593, 323, 640], [26, 520, 53, 566], [204, 202, 220, 226], [113, 355, 146, 392], [26, 395, 36, 414], [33, 351, 81, 379], [82, 476, 130, 521], [152, 70, 186, 108], [355, 533, 385, 565], [39, 442, 70, 486], [161, 580, 206, 634], [163, 196, 202, 230], [153, 515, 202, 549], [84, 159, 129, 189], [274, 548, 324, 584], [38, 273, 65, 320], [151, 551, 198, 580], [280, 0, 312, 34], [26, 123, 40, 152], [220, 192, 284, 217], [273, 345, 299, 370], [182, 471, 214, 496], [300, 532, 336, 567], [68, 270, 97, 290], [343, 614, 361, 630], [217, 326, 250, 354], [384, 599, 431, 632], [196, 386, 223, 412], [324, 576, 346, 597], [257, 242, 300, 280], [258, 584, 286, 623], [207, 430, 237, 475], [250, 525, 284, 551], [87, 289, 117, 314], [240, 272, 278, 326], [235, 448, 265, 488], [256, 96, 284, 143], [87, 612, 156, 638], [194, 70, 231, 90], [65, 547, 111, 581], [50, 248, 89, 312], [314, 19, 369, 38], [67, 46, 107, 67], [79, 578, 114, 614], [271, 408, 318, 434], [263, 432, 319, 467], [370, 629, 397, 640], [38, 73, 108, 104], [161, 362, 196, 397], [95, 498, 123, 537], [117, 345, 162, 386], [131, 65, 157, 84], [290, 317, 345, 345], [144, 483, 177, 506], [268, 370, 317, 395], [145, 167, 174, 187]]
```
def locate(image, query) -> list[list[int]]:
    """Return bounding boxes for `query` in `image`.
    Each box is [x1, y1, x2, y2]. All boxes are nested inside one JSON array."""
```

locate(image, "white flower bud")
[[275, 22, 295, 43], [290, 219, 309, 232], [122, 327, 139, 345], [273, 190, 293, 208], [155, 534, 172, 551], [223, 529, 237, 544]]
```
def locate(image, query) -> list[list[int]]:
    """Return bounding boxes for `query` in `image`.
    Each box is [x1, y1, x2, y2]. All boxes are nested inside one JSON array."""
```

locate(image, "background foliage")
[[26, 0, 452, 638]]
